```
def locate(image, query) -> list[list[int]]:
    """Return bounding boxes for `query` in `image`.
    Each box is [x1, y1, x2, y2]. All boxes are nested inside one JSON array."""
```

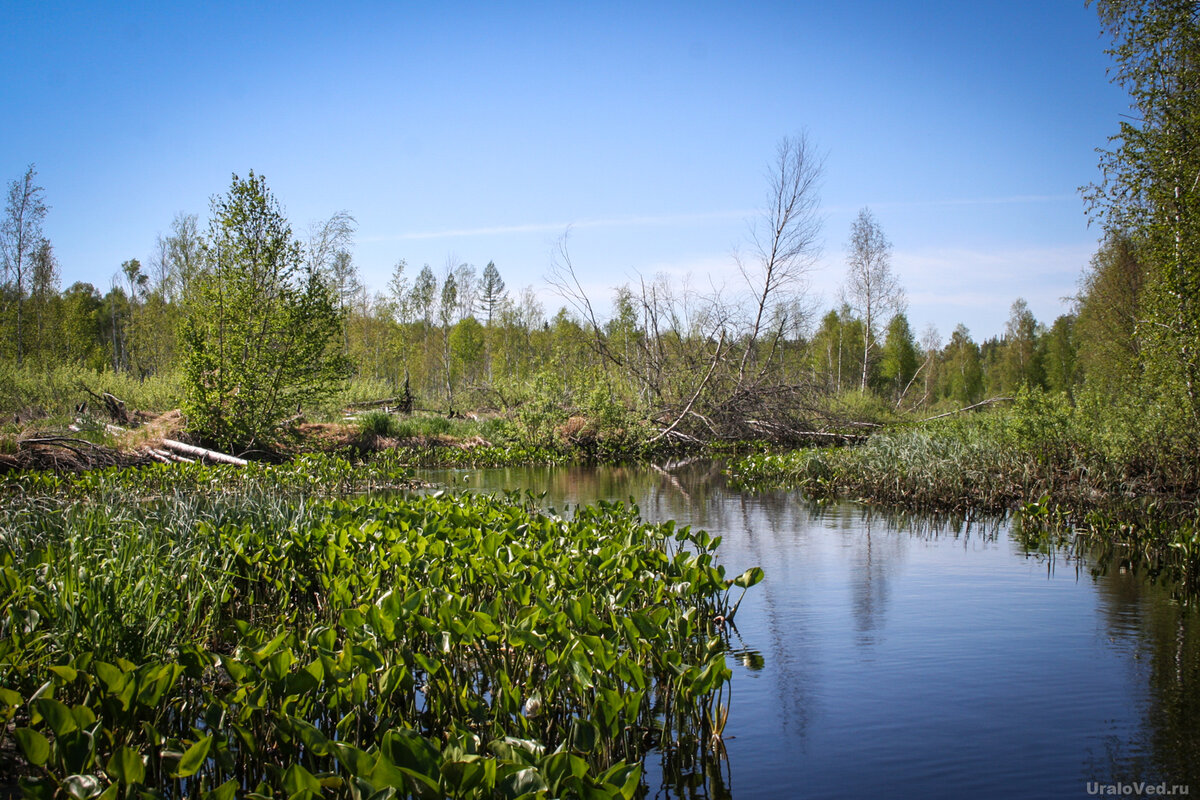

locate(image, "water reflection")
[[416, 462, 1199, 799], [1089, 552, 1200, 789]]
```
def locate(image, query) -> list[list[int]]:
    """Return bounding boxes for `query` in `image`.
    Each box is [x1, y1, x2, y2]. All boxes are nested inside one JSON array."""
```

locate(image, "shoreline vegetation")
[[3, 365, 1197, 597], [0, 456, 758, 797], [1, 357, 1197, 519]]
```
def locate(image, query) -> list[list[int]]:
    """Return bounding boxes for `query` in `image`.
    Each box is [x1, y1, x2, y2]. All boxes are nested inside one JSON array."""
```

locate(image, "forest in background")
[[0, 159, 1117, 446], [0, 0, 1197, 472]]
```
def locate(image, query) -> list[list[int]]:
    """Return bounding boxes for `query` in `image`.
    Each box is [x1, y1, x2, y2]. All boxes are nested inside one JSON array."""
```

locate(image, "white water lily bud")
[[522, 695, 542, 717]]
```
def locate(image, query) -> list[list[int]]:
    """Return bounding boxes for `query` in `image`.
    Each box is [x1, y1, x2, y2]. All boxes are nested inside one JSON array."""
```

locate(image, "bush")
[[359, 410, 401, 438]]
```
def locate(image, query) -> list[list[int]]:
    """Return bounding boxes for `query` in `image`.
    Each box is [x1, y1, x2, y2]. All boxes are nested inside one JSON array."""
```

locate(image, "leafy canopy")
[[180, 172, 349, 451]]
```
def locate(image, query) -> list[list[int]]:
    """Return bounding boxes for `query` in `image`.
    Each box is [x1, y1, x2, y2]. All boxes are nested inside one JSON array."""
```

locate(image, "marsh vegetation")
[[0, 457, 759, 798]]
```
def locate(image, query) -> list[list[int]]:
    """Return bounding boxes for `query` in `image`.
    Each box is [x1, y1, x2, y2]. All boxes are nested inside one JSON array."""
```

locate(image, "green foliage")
[[359, 409, 402, 438], [877, 313, 920, 401], [1040, 314, 1079, 396], [807, 307, 866, 394], [0, 459, 753, 796], [1089, 0, 1200, 427], [998, 298, 1044, 393], [1076, 234, 1145, 397], [940, 324, 983, 406], [729, 387, 1200, 535], [504, 369, 570, 446], [180, 173, 350, 451], [0, 363, 181, 419]]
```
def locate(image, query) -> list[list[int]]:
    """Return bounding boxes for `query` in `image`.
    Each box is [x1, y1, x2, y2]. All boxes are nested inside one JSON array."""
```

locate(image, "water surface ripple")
[[418, 461, 1200, 800]]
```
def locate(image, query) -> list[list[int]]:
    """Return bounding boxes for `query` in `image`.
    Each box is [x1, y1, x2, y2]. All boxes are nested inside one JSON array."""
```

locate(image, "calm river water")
[[417, 461, 1200, 800]]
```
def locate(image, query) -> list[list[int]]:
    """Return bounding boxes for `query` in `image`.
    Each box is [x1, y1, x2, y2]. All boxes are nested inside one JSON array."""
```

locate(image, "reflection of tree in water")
[[1088, 555, 1200, 789], [428, 461, 1024, 798], [730, 489, 820, 742], [833, 508, 903, 647]]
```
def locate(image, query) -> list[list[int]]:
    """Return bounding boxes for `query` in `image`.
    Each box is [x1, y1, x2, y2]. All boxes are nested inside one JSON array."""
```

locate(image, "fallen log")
[[344, 396, 403, 410], [160, 439, 248, 466], [149, 447, 193, 464]]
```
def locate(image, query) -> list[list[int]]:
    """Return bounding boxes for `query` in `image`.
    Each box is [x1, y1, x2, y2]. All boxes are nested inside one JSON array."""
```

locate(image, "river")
[[417, 460, 1200, 800]]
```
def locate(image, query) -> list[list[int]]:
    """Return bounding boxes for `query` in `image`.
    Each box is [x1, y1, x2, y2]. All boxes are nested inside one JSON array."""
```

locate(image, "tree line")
[[0, 164, 1109, 446], [2, 0, 1194, 449]]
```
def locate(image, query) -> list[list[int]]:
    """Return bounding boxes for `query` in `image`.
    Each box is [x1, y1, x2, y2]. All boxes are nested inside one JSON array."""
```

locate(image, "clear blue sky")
[[1, 0, 1126, 341]]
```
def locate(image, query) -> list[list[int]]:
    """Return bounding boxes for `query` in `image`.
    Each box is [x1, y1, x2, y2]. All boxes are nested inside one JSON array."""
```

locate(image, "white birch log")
[[160, 439, 248, 466]]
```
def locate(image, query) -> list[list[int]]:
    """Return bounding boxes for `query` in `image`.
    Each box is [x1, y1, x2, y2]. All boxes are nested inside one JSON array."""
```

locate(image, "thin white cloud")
[[369, 209, 756, 242], [893, 243, 1090, 283], [824, 194, 1077, 215]]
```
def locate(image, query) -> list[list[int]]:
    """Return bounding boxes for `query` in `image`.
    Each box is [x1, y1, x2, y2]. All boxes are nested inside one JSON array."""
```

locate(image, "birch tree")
[[844, 207, 903, 391], [1, 165, 48, 366]]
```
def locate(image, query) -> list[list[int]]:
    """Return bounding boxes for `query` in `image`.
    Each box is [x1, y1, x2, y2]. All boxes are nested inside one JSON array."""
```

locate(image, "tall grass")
[[732, 389, 1198, 513], [728, 388, 1200, 591], [0, 363, 182, 420]]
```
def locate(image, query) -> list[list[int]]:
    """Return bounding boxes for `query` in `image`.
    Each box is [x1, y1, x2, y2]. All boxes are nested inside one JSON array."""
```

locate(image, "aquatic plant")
[[0, 460, 755, 797]]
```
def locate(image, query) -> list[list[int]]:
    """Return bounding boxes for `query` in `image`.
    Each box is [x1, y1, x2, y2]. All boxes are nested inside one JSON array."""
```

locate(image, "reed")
[[728, 389, 1200, 593]]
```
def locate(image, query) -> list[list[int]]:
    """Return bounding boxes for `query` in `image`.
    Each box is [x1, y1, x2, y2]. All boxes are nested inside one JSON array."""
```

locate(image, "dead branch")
[[650, 331, 726, 444], [79, 386, 130, 425], [920, 397, 1015, 423]]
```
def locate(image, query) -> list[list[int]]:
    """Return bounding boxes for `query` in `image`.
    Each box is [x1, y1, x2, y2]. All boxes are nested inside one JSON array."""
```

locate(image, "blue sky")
[[1, 1, 1126, 341]]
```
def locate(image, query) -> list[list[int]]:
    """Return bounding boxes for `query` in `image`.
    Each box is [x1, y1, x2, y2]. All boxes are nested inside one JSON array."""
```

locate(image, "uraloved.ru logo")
[[1086, 783, 1190, 796]]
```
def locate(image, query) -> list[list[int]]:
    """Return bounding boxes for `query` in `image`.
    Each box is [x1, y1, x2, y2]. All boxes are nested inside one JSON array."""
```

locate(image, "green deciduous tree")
[[1, 165, 48, 366], [1087, 0, 1200, 424], [1041, 314, 1080, 396], [878, 312, 920, 403], [1000, 298, 1043, 392], [941, 324, 983, 406], [1076, 232, 1146, 396], [180, 172, 349, 451]]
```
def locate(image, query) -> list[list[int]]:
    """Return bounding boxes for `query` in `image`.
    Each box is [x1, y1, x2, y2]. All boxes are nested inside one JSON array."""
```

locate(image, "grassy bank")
[[0, 364, 671, 469], [728, 390, 1200, 593], [0, 457, 755, 798]]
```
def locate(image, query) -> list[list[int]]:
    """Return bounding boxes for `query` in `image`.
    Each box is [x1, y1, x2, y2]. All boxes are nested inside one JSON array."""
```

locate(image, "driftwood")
[[160, 439, 247, 466], [746, 418, 868, 445], [344, 396, 405, 410]]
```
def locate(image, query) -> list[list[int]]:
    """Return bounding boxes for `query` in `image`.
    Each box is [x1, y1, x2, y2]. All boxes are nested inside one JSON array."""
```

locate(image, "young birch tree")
[[1, 165, 48, 366], [844, 207, 903, 392]]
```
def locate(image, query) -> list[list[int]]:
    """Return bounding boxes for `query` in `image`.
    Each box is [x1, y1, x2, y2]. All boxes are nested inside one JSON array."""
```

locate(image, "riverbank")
[[727, 391, 1200, 594]]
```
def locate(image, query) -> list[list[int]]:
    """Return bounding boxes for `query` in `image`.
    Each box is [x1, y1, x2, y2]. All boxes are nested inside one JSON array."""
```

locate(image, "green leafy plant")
[[179, 172, 350, 452], [0, 458, 758, 797]]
